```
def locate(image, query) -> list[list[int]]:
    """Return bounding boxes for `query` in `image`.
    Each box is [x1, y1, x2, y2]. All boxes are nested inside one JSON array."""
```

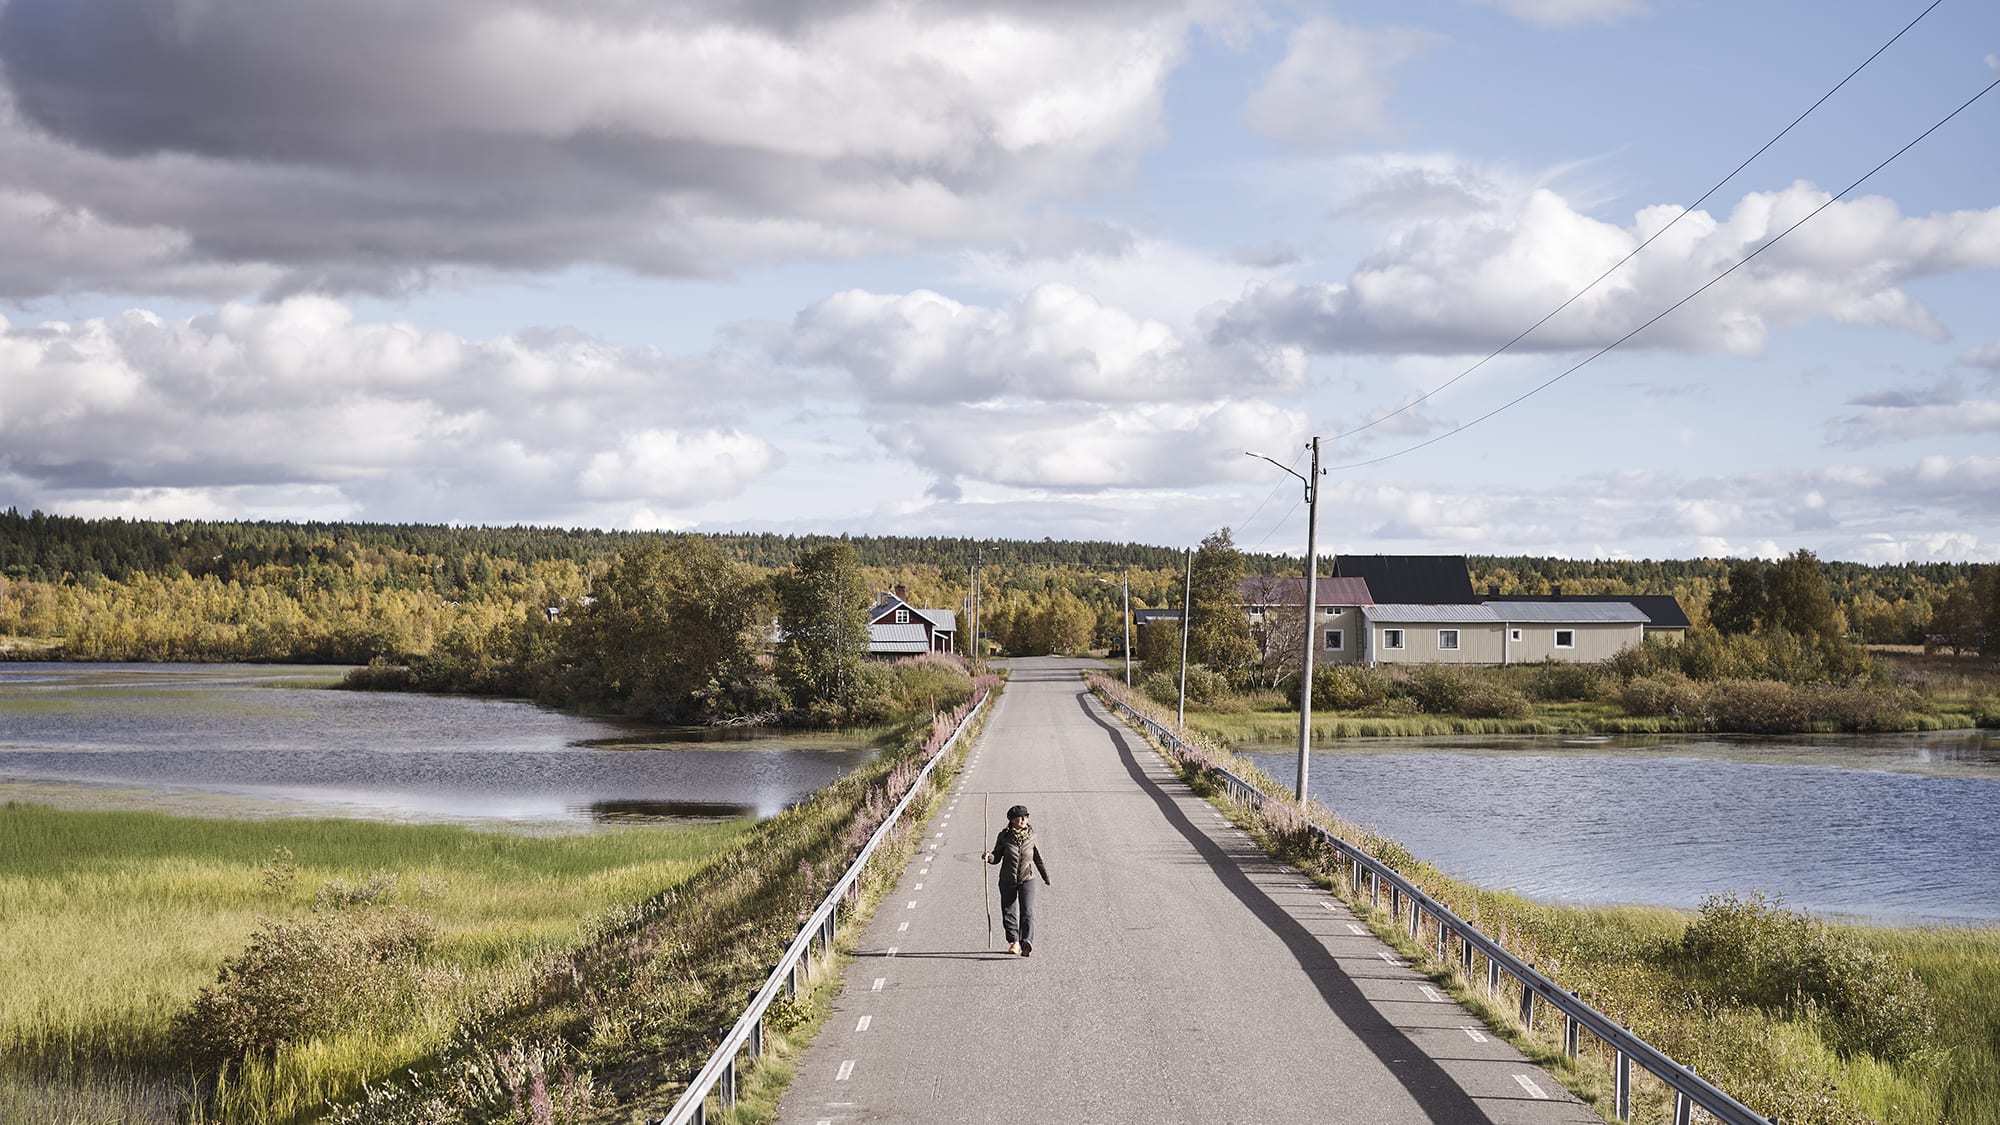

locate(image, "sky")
[[1, 0, 1996, 564]]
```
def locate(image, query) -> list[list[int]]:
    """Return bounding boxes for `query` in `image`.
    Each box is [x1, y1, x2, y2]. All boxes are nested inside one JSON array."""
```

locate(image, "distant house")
[[1239, 575, 1374, 665], [867, 587, 956, 657], [1486, 591, 1691, 644], [1230, 556, 1692, 667]]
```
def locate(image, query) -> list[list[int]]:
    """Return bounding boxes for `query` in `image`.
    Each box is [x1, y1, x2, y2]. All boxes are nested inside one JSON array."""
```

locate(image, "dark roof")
[[1237, 576, 1374, 606], [1486, 593, 1692, 629], [1331, 555, 1477, 604]]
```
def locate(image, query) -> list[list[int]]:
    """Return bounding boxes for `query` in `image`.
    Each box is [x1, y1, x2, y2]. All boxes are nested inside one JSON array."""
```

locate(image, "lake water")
[[0, 663, 881, 828], [1240, 730, 2000, 925]]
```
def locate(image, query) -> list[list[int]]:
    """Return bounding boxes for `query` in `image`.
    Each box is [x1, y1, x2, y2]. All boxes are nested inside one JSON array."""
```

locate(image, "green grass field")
[[0, 803, 756, 1123]]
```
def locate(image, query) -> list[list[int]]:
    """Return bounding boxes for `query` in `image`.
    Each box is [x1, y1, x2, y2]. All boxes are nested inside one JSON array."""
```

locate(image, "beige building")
[[1492, 602, 1647, 663], [1361, 605, 1506, 665]]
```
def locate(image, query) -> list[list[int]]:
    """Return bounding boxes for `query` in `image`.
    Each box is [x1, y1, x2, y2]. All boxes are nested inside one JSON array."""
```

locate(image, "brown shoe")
[[1021, 940, 1033, 957], [1007, 941, 1020, 956]]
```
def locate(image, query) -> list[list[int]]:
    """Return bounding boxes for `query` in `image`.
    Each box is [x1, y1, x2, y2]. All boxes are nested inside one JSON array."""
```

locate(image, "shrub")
[[1703, 678, 1809, 733], [1403, 664, 1470, 714], [1802, 682, 1914, 732], [1524, 660, 1602, 702], [1673, 892, 1934, 1062], [1310, 664, 1391, 710], [1138, 665, 1229, 707], [339, 658, 419, 691], [1619, 672, 1703, 718], [1458, 682, 1530, 719], [176, 908, 441, 1067]]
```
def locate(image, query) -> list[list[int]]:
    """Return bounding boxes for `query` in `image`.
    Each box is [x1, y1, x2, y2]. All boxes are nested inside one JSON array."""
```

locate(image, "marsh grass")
[[1090, 673, 2000, 1125], [0, 803, 757, 1122]]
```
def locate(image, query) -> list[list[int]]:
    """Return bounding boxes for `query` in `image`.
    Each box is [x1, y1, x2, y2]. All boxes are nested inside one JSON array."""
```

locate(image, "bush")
[[1619, 672, 1703, 718], [1310, 664, 1391, 710], [1403, 664, 1471, 714], [1524, 660, 1602, 702], [1802, 682, 1914, 732], [1458, 682, 1530, 719], [1674, 892, 1934, 1062], [176, 908, 441, 1068], [1139, 664, 1230, 707], [1703, 678, 1809, 733]]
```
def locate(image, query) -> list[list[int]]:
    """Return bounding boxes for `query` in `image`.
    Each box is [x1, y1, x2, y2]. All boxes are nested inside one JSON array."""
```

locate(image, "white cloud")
[[1242, 17, 1436, 150], [872, 398, 1305, 493], [784, 283, 1304, 404], [1831, 397, 2000, 448], [1474, 0, 1650, 28], [955, 236, 1288, 330], [0, 299, 782, 519], [0, 0, 1214, 296], [1217, 181, 2000, 356]]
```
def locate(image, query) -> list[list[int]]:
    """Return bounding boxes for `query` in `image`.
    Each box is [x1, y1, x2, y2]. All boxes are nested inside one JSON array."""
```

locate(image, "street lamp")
[[1246, 437, 1324, 804], [1097, 572, 1131, 685]]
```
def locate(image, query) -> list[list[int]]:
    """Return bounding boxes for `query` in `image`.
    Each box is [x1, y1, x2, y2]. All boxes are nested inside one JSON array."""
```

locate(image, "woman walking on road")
[[984, 804, 1050, 957]]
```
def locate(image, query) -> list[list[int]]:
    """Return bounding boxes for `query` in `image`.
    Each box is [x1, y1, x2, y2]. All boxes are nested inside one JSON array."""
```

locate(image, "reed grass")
[[1089, 673, 2000, 1125], [0, 803, 757, 1122]]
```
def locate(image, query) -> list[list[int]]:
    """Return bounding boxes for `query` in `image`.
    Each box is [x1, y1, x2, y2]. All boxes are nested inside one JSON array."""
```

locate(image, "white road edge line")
[[897, 922, 908, 931], [1346, 923, 1367, 935], [871, 978, 885, 991], [906, 901, 918, 909], [886, 946, 898, 957], [1513, 1074, 1549, 1099], [1419, 985, 1448, 1003], [1462, 1026, 1488, 1042], [856, 1015, 872, 1032], [836, 1060, 855, 1081], [1377, 951, 1399, 965]]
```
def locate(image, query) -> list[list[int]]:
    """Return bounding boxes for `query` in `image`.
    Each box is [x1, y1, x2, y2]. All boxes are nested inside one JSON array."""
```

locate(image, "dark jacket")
[[988, 828, 1050, 886]]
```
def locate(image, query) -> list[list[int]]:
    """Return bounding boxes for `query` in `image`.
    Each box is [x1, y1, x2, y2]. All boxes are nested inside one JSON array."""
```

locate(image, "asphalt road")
[[776, 657, 1602, 1125]]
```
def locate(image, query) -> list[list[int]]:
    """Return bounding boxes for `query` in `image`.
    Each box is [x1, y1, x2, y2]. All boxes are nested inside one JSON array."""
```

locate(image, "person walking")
[[983, 804, 1050, 956]]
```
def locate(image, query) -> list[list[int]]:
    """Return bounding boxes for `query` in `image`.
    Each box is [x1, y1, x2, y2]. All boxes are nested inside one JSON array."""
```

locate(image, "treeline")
[[3, 512, 1996, 669]]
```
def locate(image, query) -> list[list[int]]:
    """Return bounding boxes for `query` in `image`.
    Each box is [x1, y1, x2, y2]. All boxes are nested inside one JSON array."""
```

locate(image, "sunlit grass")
[[0, 803, 756, 1121]]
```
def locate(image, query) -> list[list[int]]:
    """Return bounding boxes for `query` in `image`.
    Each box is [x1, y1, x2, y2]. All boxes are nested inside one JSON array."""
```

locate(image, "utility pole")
[[1247, 438, 1325, 804], [1178, 548, 1192, 732], [1121, 569, 1132, 687]]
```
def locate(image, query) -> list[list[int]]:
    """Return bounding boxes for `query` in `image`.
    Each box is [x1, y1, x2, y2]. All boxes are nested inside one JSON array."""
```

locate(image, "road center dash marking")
[[856, 1015, 872, 1032], [1346, 923, 1368, 935], [1462, 1027, 1488, 1042], [836, 1060, 855, 1081], [1513, 1074, 1549, 1099], [1419, 985, 1448, 1002], [871, 978, 885, 991]]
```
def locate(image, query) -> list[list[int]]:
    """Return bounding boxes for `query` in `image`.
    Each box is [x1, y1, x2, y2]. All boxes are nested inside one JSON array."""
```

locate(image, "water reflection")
[[0, 663, 878, 827], [1238, 729, 2000, 924]]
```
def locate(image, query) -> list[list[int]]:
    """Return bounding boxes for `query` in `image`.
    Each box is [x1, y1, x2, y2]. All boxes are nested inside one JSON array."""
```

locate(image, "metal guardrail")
[[658, 689, 990, 1125], [1096, 685, 1773, 1125]]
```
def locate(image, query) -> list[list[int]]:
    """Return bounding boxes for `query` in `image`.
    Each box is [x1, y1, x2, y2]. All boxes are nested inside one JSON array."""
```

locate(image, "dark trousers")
[[1000, 879, 1037, 944]]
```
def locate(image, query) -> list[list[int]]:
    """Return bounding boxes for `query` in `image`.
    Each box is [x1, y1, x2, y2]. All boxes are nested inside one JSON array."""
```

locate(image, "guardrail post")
[[1486, 957, 1499, 998], [1369, 869, 1380, 907], [1518, 978, 1535, 1029], [1614, 1051, 1630, 1120], [1564, 1013, 1580, 1058], [721, 1053, 737, 1110], [1459, 933, 1473, 974], [749, 1016, 764, 1060], [1436, 921, 1448, 963], [1674, 1088, 1691, 1125], [1408, 899, 1420, 940]]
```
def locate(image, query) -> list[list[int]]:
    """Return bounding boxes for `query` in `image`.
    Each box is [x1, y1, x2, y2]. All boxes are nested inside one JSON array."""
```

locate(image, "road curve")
[[776, 657, 1601, 1125]]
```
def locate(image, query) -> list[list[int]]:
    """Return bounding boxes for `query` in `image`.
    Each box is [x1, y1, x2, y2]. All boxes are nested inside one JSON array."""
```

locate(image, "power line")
[[1330, 0, 1948, 444], [1326, 72, 2000, 474]]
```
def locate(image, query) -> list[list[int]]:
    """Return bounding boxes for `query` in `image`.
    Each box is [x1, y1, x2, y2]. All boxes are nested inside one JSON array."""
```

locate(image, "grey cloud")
[[1960, 342, 2000, 374], [1847, 381, 1962, 409], [1231, 241, 1301, 269], [0, 0, 1202, 297]]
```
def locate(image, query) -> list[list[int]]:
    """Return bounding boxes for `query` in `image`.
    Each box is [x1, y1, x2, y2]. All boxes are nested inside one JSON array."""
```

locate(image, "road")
[[776, 657, 1602, 1125]]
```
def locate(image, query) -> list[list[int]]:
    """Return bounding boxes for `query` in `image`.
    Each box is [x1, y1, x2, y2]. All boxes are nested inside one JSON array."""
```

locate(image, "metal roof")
[[1486, 601, 1650, 624], [1238, 576, 1374, 607], [1362, 603, 1503, 623], [868, 623, 932, 653]]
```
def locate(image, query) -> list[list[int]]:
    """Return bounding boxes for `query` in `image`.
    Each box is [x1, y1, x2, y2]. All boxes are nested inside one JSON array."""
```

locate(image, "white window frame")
[[1382, 628, 1405, 650], [1438, 629, 1460, 651], [895, 608, 909, 624], [1555, 629, 1576, 649], [1324, 628, 1343, 652], [1510, 628, 1523, 643]]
